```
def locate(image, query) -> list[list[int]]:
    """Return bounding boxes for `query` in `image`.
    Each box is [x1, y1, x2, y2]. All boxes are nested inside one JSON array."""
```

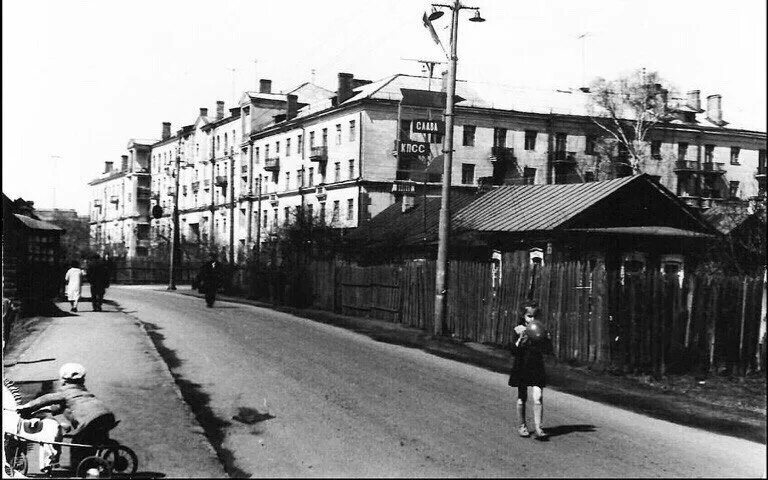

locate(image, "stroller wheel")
[[76, 455, 112, 478], [98, 444, 138, 475]]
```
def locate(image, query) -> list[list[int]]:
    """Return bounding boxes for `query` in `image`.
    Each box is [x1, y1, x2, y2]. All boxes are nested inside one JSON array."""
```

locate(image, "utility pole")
[[168, 137, 182, 290], [229, 148, 235, 265], [429, 0, 484, 336]]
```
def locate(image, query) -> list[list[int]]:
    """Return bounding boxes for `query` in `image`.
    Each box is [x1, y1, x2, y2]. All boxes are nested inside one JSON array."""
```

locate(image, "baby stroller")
[[3, 378, 138, 478]]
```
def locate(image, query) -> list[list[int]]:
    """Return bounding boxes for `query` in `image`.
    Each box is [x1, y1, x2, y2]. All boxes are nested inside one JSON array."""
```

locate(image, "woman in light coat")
[[64, 260, 84, 312]]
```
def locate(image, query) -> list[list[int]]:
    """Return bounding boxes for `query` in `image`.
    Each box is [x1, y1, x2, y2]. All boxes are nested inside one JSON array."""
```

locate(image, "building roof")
[[700, 202, 764, 235], [453, 174, 712, 234], [347, 189, 485, 247], [14, 214, 64, 231]]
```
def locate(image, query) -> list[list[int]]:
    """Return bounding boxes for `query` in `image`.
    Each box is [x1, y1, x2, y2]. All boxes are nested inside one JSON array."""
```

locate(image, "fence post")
[[738, 277, 748, 376]]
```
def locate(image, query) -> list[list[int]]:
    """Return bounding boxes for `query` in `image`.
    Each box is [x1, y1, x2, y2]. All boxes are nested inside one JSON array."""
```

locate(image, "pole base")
[[167, 285, 177, 291]]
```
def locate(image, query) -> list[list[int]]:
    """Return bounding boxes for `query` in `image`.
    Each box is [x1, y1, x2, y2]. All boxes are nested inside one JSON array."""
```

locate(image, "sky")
[[3, 0, 766, 215]]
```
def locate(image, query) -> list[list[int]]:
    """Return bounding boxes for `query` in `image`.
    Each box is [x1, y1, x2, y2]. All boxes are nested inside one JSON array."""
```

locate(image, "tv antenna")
[[577, 32, 591, 89], [401, 58, 446, 91]]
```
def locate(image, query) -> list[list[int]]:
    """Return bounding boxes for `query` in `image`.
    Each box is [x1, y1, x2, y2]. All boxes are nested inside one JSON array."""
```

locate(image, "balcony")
[[309, 146, 328, 162], [215, 175, 228, 187], [315, 185, 327, 200], [391, 181, 416, 194], [203, 179, 211, 190], [109, 195, 119, 204], [264, 157, 280, 171], [269, 193, 279, 206], [191, 181, 200, 193], [550, 151, 576, 164], [757, 165, 766, 178], [674, 161, 726, 175], [489, 146, 514, 162], [701, 162, 726, 174]]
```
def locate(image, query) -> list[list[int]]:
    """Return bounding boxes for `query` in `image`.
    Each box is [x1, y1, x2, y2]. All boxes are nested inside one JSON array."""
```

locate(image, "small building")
[[2, 194, 64, 314]]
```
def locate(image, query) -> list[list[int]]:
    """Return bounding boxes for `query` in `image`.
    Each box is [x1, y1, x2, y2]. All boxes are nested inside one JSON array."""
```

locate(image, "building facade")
[[92, 72, 767, 266]]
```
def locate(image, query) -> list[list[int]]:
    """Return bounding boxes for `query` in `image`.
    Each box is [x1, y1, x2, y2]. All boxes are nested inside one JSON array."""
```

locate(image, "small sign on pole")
[[412, 119, 445, 134], [398, 140, 430, 156]]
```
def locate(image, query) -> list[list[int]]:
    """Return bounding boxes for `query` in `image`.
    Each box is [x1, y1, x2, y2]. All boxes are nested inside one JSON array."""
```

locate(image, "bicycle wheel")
[[76, 455, 112, 478]]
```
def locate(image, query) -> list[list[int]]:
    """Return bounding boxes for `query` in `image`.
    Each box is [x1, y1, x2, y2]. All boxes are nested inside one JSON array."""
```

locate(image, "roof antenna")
[[311, 68, 316, 84]]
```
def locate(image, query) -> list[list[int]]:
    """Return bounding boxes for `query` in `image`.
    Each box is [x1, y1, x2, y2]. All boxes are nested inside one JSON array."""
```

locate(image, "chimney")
[[259, 79, 272, 94], [121, 155, 129, 171], [706, 94, 723, 125], [104, 161, 113, 173], [200, 107, 208, 117], [401, 194, 415, 213], [286, 94, 298, 120], [162, 122, 171, 140], [687, 90, 701, 111], [337, 72, 354, 104], [216, 101, 225, 120]]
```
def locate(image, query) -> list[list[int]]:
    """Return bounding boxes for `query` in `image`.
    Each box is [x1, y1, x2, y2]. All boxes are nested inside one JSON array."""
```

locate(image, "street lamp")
[[429, 1, 485, 336], [167, 138, 182, 290]]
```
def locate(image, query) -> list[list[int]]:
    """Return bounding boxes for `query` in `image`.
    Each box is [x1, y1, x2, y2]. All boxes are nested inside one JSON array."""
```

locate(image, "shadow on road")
[[139, 320, 250, 478], [544, 424, 597, 438]]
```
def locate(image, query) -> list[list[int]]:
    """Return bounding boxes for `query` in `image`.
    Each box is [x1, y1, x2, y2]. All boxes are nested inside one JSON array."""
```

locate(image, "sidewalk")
[[2, 298, 226, 478], [178, 287, 767, 445]]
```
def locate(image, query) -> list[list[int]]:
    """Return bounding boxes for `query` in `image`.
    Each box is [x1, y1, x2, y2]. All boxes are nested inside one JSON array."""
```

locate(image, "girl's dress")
[[508, 323, 550, 388], [65, 267, 84, 302]]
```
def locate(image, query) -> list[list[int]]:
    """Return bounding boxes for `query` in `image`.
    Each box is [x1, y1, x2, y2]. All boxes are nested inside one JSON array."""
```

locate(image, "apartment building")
[[93, 71, 766, 264], [88, 139, 154, 258]]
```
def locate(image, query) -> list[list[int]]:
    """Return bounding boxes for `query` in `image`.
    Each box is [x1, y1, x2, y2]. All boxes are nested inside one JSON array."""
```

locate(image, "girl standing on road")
[[64, 260, 84, 312], [508, 301, 551, 441]]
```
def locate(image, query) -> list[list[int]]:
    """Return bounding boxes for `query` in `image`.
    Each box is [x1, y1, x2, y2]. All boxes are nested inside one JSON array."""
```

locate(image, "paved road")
[[110, 286, 766, 478]]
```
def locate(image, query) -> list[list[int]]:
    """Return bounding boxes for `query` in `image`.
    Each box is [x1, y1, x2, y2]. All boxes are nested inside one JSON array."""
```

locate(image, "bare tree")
[[587, 69, 675, 174]]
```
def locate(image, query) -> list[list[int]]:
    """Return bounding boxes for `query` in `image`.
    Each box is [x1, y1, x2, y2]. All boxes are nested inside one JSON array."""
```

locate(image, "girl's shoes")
[[533, 428, 549, 441], [517, 425, 530, 437]]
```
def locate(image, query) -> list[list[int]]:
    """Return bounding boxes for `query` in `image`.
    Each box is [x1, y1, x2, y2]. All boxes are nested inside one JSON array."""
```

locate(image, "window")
[[524, 130, 537, 151], [265, 144, 270, 158], [332, 200, 340, 222], [297, 134, 303, 154], [309, 132, 315, 148], [759, 150, 766, 170], [730, 147, 740, 165], [348, 159, 355, 179], [347, 199, 354, 221], [286, 138, 291, 157], [462, 125, 476, 146], [493, 127, 507, 148], [285, 172, 291, 190], [400, 120, 411, 140], [349, 120, 356, 142], [322, 128, 328, 146], [263, 210, 268, 228], [729, 181, 740, 198], [276, 141, 280, 155], [523, 167, 536, 185], [336, 124, 342, 145], [678, 142, 688, 162], [651, 140, 662, 160], [319, 202, 326, 223], [555, 133, 567, 152], [585, 135, 597, 155], [461, 163, 475, 184], [704, 145, 715, 163], [308, 167, 314, 187], [255, 147, 260, 164], [428, 132, 442, 144], [307, 203, 314, 220], [224, 133, 228, 152], [284, 207, 290, 225], [273, 209, 278, 228], [334, 162, 341, 182], [298, 169, 304, 188]]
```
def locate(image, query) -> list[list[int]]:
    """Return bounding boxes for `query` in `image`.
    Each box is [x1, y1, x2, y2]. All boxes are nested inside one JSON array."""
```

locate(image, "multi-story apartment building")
[[88, 139, 154, 258], [93, 71, 766, 265]]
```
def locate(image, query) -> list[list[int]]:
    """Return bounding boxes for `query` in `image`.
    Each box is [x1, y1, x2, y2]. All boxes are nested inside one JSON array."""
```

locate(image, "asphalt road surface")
[[109, 286, 766, 478]]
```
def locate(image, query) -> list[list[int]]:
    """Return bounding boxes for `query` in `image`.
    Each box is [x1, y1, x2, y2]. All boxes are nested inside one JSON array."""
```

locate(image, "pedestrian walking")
[[197, 252, 223, 308], [508, 301, 551, 441], [86, 254, 110, 312], [64, 261, 85, 312]]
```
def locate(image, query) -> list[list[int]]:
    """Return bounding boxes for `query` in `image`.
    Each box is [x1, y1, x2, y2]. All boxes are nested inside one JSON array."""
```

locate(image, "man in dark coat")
[[198, 252, 223, 307], [86, 255, 110, 311]]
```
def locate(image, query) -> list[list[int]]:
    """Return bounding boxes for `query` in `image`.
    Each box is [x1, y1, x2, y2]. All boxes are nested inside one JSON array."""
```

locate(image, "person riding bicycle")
[[15, 363, 117, 470]]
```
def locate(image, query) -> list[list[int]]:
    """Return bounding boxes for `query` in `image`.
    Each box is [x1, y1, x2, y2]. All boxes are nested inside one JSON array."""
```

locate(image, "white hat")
[[59, 363, 86, 382]]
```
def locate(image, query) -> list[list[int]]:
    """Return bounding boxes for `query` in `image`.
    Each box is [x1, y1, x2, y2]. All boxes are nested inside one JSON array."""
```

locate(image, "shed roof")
[[14, 214, 64, 231]]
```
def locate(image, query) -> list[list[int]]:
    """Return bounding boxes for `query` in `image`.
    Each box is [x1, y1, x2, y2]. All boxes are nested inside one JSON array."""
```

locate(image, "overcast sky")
[[3, 0, 766, 215]]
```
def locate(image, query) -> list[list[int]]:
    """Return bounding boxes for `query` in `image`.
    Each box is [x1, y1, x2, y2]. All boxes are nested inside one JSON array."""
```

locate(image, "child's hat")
[[59, 363, 86, 381]]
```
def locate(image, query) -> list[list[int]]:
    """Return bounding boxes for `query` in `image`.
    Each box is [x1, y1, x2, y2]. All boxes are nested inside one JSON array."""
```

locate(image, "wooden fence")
[[247, 259, 765, 376]]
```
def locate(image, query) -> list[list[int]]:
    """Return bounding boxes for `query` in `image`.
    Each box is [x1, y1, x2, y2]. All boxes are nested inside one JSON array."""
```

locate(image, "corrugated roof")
[[453, 176, 639, 232], [565, 226, 714, 238], [14, 214, 64, 231]]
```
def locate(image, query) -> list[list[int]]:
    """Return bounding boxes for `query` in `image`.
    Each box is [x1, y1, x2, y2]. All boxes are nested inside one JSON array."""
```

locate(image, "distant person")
[[197, 252, 223, 307], [64, 261, 85, 312], [86, 255, 110, 312], [508, 301, 552, 441]]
